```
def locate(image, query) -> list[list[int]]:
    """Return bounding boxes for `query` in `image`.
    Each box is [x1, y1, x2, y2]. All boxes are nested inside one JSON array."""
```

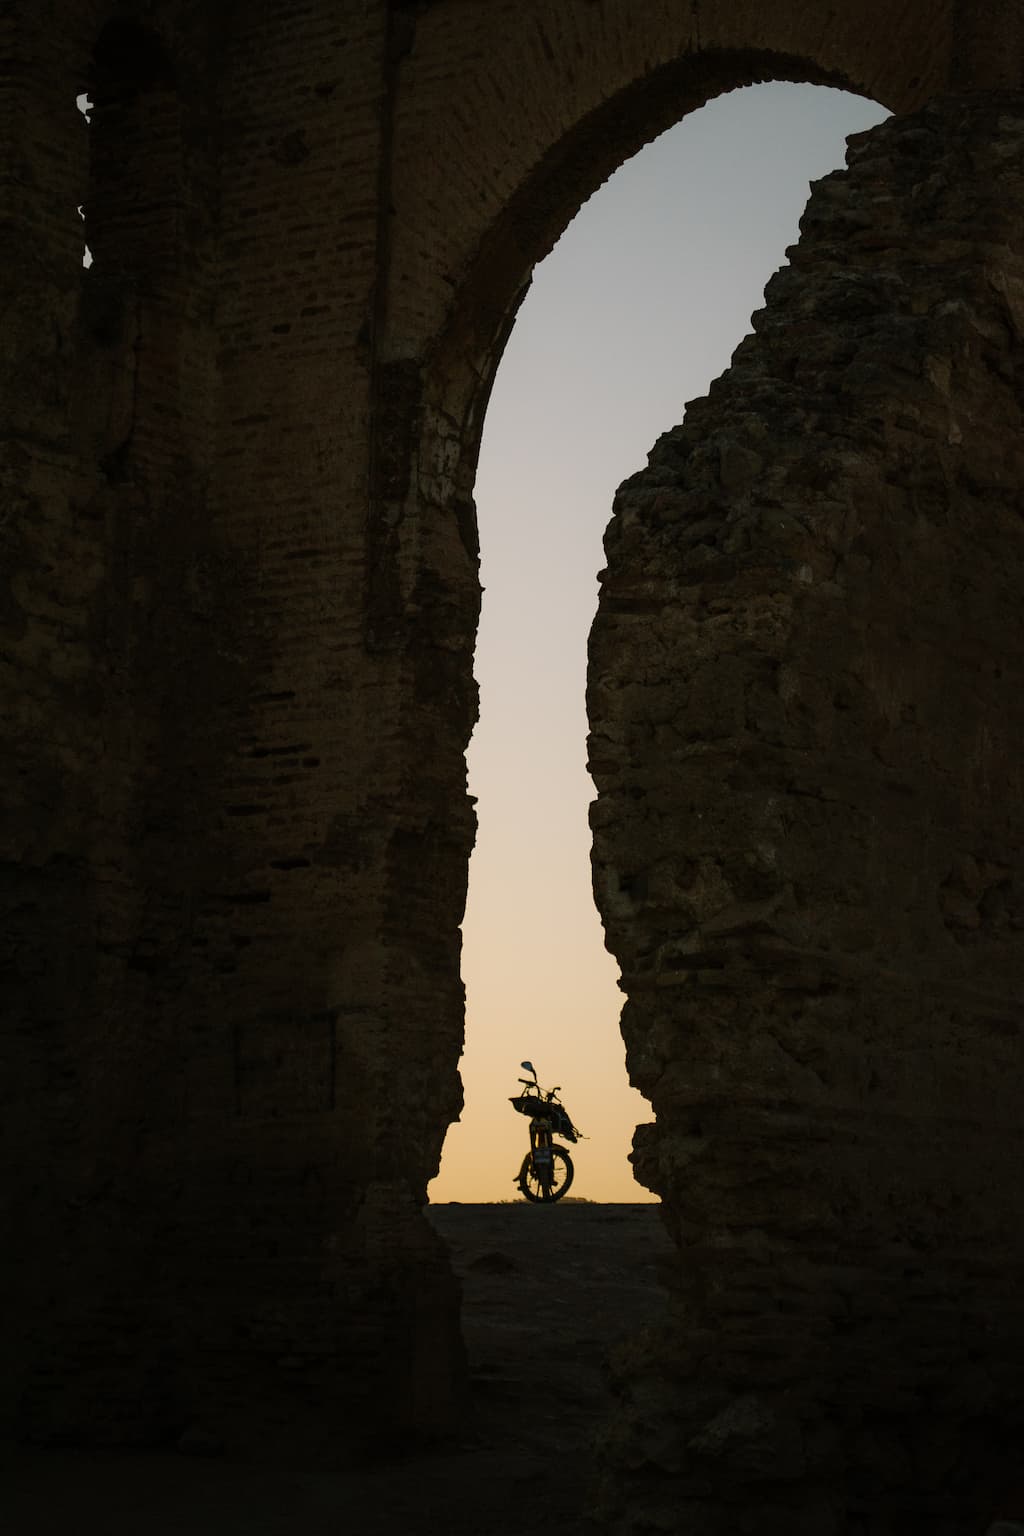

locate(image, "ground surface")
[[3, 1203, 670, 1536]]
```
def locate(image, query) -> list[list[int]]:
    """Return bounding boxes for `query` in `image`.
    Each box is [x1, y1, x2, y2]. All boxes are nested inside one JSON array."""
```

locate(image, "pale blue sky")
[[431, 83, 889, 1202]]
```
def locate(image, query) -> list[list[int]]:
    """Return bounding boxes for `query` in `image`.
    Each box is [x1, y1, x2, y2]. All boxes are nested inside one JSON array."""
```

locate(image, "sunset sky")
[[428, 82, 889, 1205]]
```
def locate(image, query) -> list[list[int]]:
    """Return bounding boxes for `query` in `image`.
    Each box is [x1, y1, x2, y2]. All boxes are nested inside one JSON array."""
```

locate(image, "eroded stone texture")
[[588, 96, 1024, 1533], [1, 0, 469, 1457]]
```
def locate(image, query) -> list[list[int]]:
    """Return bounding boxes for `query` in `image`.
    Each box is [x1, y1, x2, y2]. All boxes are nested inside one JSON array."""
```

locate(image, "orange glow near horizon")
[[428, 83, 889, 1206], [431, 731, 655, 1203]]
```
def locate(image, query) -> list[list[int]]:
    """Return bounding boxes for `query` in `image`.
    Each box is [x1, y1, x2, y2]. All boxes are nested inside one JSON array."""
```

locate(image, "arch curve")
[[381, 0, 957, 471], [425, 49, 881, 475]]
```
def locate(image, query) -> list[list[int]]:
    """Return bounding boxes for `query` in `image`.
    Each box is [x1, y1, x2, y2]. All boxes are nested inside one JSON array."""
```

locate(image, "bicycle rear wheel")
[[517, 1146, 574, 1203]]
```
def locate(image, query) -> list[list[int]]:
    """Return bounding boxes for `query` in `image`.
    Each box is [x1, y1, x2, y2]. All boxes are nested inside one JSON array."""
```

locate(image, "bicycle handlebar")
[[516, 1078, 563, 1103]]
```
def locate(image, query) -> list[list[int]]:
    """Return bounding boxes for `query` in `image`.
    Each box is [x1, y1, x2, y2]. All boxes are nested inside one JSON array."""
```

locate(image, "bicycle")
[[509, 1060, 582, 1203]]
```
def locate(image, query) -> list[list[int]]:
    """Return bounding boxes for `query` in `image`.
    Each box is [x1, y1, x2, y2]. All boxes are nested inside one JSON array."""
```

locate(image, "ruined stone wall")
[[588, 95, 1024, 1534], [2, 0, 1023, 1518], [0, 0, 225, 1435], [2, 0, 467, 1453]]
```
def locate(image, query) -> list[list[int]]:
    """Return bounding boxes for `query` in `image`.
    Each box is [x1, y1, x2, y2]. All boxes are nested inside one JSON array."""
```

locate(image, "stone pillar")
[[589, 95, 1024, 1534]]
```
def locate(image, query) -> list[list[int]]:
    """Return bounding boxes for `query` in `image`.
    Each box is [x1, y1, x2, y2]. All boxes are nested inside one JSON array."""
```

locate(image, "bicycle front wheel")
[[517, 1146, 574, 1203]]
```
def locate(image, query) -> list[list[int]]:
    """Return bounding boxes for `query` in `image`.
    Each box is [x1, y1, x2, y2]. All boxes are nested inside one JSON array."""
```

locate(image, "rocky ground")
[[2, 1203, 670, 1536]]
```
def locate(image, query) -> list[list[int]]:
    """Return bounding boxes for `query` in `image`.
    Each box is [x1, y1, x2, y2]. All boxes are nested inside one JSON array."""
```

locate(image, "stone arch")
[[375, 16, 1024, 1530], [428, 79, 890, 1206], [381, 40, 900, 1193], [369, 14, 955, 1007], [383, 0, 959, 484], [420, 50, 884, 483]]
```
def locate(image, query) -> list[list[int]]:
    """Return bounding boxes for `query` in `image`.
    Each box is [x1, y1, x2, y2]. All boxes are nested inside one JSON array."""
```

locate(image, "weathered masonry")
[[2, 2, 1023, 1531]]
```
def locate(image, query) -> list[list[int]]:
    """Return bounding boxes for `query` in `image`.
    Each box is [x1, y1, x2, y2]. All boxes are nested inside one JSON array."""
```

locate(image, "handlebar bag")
[[509, 1094, 579, 1143], [510, 1093, 543, 1118]]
